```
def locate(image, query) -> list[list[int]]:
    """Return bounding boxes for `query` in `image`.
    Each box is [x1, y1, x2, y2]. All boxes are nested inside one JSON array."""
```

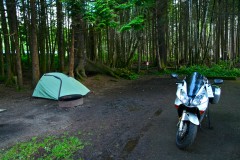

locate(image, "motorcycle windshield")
[[186, 72, 204, 97]]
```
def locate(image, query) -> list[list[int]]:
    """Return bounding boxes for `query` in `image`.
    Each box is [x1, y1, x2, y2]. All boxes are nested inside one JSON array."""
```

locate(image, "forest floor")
[[0, 74, 240, 160]]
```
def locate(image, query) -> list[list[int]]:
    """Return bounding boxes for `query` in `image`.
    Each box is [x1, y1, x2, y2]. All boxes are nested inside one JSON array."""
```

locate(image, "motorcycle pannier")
[[209, 86, 221, 104]]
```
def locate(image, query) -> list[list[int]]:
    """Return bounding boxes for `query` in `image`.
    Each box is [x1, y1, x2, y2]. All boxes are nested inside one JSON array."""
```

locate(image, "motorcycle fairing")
[[186, 72, 204, 97], [175, 81, 208, 109]]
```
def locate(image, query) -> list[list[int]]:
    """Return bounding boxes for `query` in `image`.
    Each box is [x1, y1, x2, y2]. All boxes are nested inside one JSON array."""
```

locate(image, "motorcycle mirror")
[[214, 79, 223, 84], [171, 73, 178, 79]]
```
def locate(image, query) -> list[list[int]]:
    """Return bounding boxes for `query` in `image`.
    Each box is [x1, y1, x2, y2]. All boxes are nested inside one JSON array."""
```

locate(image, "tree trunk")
[[88, 25, 96, 61], [237, 0, 240, 62], [0, 0, 12, 83], [30, 0, 40, 87], [183, 5, 189, 65], [39, 0, 47, 73], [20, 0, 30, 61], [70, 2, 87, 78], [156, 0, 168, 69], [216, 0, 222, 63], [98, 30, 103, 63], [74, 17, 87, 78], [126, 33, 141, 67], [69, 28, 74, 77], [57, 0, 64, 72], [0, 34, 4, 76], [152, 7, 157, 67], [230, 0, 235, 62], [223, 0, 228, 61], [6, 0, 23, 88]]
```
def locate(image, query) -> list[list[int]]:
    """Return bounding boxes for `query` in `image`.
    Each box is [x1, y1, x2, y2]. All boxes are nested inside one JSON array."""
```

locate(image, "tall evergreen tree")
[[6, 0, 23, 88], [30, 0, 40, 87], [0, 0, 12, 83]]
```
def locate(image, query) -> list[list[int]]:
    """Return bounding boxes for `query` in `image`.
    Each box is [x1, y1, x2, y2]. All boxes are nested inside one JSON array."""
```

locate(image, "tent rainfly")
[[32, 72, 90, 101]]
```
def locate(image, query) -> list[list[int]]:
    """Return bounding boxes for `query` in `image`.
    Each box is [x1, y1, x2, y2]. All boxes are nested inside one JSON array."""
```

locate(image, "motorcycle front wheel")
[[176, 121, 198, 149]]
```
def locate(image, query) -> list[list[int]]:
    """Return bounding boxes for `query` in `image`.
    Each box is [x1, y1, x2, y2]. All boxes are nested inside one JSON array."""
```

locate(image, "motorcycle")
[[171, 72, 223, 149]]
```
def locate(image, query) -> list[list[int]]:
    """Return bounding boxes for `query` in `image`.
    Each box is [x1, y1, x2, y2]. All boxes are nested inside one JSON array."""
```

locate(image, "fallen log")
[[85, 59, 120, 78]]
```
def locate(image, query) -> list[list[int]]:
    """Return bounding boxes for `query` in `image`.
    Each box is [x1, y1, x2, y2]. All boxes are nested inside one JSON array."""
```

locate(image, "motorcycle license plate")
[[206, 85, 214, 98]]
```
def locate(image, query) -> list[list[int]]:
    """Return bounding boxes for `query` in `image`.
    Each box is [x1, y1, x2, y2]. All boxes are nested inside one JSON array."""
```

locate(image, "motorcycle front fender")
[[182, 112, 200, 125]]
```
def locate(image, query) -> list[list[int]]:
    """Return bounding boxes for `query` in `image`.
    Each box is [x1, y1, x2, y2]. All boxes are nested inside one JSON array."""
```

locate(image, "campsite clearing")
[[0, 75, 239, 160]]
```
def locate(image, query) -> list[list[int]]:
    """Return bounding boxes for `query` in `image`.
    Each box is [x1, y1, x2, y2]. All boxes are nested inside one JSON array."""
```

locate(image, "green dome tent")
[[32, 72, 90, 101]]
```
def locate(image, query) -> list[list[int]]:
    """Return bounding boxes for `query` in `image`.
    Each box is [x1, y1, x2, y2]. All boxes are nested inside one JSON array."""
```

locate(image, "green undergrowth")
[[159, 63, 240, 79], [0, 133, 87, 160], [113, 63, 240, 80], [115, 68, 139, 80]]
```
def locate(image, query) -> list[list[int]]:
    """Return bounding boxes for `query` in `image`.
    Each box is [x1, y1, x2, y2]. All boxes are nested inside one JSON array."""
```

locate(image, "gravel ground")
[[0, 75, 239, 160]]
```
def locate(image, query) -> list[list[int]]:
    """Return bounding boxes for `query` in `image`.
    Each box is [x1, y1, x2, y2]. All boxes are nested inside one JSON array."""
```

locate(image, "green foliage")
[[21, 55, 30, 69], [163, 63, 240, 78], [133, 0, 155, 7], [132, 53, 139, 62], [84, 0, 151, 31], [120, 16, 145, 32], [115, 2, 133, 10], [64, 0, 85, 17], [0, 133, 86, 160], [84, 0, 118, 29], [115, 68, 139, 80]]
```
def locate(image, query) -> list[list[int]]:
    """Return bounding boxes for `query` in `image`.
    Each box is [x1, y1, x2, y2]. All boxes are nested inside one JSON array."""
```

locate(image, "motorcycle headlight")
[[179, 89, 190, 105], [192, 92, 208, 106]]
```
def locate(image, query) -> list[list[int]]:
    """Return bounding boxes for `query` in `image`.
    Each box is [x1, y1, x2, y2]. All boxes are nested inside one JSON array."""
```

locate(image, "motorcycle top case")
[[209, 85, 221, 104]]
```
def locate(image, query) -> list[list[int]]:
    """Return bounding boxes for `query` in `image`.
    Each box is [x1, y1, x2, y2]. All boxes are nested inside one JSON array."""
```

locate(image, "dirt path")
[[0, 75, 239, 160]]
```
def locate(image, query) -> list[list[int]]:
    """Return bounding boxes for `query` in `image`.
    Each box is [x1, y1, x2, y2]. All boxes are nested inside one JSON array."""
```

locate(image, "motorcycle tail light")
[[175, 105, 179, 109]]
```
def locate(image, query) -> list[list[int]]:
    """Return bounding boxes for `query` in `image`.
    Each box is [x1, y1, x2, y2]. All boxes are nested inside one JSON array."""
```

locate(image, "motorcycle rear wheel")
[[176, 121, 198, 149]]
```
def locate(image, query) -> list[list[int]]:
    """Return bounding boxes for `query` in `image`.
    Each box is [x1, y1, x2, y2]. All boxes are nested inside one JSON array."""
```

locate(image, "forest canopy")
[[0, 0, 240, 88]]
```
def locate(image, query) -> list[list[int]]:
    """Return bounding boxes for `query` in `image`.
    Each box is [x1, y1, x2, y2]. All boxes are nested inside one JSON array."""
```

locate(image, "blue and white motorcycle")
[[171, 72, 223, 149]]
